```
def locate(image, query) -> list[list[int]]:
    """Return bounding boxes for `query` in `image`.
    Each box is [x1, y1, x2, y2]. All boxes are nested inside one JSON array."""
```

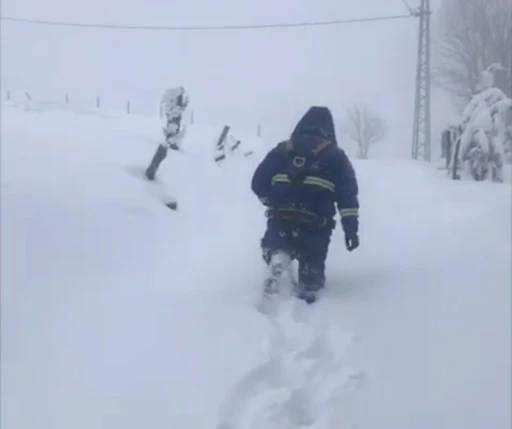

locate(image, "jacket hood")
[[291, 106, 337, 145]]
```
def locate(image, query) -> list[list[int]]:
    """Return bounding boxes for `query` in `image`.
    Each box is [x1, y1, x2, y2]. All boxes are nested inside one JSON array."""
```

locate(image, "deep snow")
[[1, 102, 511, 429]]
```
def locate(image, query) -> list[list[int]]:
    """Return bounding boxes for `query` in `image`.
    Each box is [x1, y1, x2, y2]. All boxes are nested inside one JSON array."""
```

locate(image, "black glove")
[[344, 232, 359, 252], [341, 216, 359, 252]]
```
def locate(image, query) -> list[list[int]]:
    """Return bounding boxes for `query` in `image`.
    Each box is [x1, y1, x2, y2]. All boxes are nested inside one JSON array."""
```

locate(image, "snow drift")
[[1, 101, 511, 429]]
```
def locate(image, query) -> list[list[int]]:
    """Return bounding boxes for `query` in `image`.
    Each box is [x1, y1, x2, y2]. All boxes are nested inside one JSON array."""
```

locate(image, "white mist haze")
[[2, 1, 512, 428], [2, 0, 423, 155]]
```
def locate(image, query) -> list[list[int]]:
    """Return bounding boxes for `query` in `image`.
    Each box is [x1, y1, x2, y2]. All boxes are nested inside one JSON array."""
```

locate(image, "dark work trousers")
[[261, 218, 332, 292]]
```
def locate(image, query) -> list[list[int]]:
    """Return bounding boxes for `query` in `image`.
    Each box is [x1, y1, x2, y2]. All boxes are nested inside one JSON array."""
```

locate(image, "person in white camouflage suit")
[[145, 86, 189, 180]]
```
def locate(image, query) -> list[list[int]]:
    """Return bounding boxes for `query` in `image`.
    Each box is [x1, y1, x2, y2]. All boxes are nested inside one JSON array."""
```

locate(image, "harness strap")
[[265, 208, 333, 229], [285, 138, 332, 155]]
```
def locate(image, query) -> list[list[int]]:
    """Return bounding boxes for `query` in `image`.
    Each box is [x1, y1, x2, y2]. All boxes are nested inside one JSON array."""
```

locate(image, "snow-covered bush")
[[497, 101, 512, 163], [448, 87, 512, 182]]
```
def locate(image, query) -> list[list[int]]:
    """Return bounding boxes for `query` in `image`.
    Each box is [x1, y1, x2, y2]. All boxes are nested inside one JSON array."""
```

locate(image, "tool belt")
[[265, 207, 334, 230]]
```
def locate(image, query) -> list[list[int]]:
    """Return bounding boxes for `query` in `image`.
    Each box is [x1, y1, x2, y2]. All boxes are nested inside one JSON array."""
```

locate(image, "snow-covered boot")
[[296, 265, 325, 304], [296, 286, 318, 304], [295, 278, 324, 304], [263, 251, 291, 297], [145, 144, 168, 180], [257, 251, 292, 313]]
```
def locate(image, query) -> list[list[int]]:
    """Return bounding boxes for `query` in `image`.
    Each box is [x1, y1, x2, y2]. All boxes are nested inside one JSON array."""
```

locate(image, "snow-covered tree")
[[504, 104, 512, 163], [448, 87, 512, 182], [478, 64, 507, 92], [433, 0, 512, 103], [343, 104, 387, 159]]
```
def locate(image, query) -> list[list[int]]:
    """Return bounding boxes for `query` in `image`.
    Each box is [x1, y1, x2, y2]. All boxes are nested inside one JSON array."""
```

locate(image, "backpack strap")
[[312, 139, 332, 155], [285, 138, 332, 156], [284, 138, 333, 186]]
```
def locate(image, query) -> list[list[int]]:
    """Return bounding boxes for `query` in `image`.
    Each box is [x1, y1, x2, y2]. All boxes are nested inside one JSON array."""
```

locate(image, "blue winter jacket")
[[251, 140, 359, 222], [251, 106, 359, 230]]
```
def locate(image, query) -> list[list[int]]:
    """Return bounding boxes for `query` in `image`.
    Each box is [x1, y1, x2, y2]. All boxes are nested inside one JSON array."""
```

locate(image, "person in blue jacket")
[[251, 106, 359, 303]]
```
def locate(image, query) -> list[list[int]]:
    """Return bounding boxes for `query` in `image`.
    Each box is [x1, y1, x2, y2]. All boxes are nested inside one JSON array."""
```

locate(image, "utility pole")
[[411, 0, 432, 162]]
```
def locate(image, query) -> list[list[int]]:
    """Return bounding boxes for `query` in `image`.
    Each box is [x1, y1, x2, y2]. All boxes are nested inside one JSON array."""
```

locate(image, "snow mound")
[[1, 102, 361, 429], [0, 102, 268, 429], [1, 101, 511, 429]]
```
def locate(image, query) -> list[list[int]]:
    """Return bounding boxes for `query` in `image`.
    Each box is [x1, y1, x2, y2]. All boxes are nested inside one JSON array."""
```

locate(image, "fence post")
[[65, 93, 69, 104], [6, 90, 10, 100], [127, 100, 130, 114], [190, 111, 194, 124], [214, 125, 230, 163], [257, 124, 261, 137], [96, 96, 100, 108], [231, 140, 241, 152]]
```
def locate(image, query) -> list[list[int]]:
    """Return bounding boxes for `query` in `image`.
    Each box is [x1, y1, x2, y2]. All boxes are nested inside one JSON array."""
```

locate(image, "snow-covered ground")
[[1, 102, 511, 429]]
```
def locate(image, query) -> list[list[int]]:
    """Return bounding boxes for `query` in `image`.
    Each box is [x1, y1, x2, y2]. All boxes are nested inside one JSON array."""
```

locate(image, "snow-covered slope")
[[1, 103, 511, 429]]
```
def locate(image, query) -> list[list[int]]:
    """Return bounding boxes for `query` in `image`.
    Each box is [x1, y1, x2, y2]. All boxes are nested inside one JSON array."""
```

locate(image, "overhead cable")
[[0, 13, 414, 31]]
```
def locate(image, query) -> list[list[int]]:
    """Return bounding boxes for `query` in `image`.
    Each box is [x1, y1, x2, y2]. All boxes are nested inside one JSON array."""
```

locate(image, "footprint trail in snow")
[[216, 298, 364, 429]]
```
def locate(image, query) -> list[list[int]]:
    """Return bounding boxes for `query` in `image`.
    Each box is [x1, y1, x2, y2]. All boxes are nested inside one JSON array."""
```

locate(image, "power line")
[[0, 13, 414, 31], [400, 0, 416, 15]]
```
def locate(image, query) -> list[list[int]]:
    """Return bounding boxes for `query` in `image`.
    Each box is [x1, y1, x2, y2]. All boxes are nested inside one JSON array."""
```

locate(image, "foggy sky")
[[1, 0, 450, 157]]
